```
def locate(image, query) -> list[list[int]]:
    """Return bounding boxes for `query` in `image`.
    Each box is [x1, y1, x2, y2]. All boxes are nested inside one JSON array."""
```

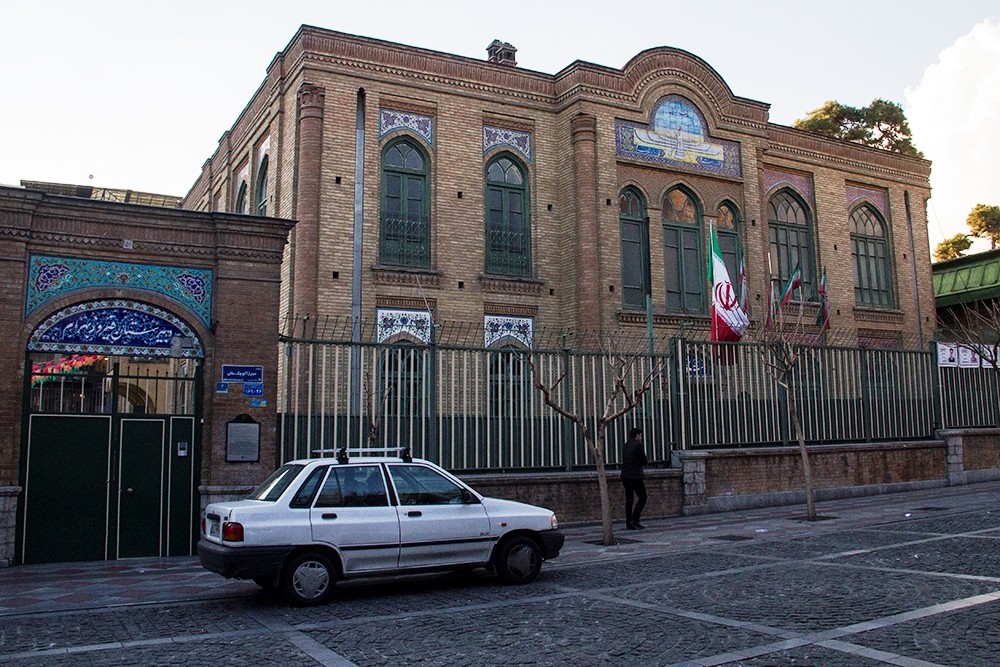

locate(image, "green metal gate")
[[19, 356, 201, 565]]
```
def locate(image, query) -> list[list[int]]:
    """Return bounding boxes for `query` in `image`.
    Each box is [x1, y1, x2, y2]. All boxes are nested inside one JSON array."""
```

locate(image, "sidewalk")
[[2, 480, 997, 617]]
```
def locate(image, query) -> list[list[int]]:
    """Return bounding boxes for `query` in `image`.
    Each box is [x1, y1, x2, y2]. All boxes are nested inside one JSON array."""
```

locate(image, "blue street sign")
[[243, 382, 264, 397], [250, 399, 268, 408], [215, 382, 229, 394], [222, 365, 264, 383]]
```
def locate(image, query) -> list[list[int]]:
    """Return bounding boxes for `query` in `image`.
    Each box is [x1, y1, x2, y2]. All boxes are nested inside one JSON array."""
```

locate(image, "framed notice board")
[[226, 414, 260, 462]]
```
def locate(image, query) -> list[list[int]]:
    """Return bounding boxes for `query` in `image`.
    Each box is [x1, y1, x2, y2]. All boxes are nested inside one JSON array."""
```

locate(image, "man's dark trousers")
[[622, 477, 647, 527]]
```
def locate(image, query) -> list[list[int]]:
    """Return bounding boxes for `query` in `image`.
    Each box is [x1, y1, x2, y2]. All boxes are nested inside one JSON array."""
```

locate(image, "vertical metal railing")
[[276, 336, 1000, 471]]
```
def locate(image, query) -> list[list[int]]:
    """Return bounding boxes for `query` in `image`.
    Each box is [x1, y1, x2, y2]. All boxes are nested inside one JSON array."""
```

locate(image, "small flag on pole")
[[779, 264, 803, 308], [816, 267, 830, 331], [738, 255, 748, 314], [709, 224, 750, 342]]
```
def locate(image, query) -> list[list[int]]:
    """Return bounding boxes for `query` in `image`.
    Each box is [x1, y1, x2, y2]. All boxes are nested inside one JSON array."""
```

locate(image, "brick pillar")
[[293, 83, 325, 318], [571, 113, 602, 336], [677, 451, 708, 514]]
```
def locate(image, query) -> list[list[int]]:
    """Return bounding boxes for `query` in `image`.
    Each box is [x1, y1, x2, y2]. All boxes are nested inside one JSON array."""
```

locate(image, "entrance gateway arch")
[[21, 299, 204, 564]]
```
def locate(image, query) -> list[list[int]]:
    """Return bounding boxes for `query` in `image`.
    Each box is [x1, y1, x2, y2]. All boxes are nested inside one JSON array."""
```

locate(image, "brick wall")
[[182, 26, 933, 350]]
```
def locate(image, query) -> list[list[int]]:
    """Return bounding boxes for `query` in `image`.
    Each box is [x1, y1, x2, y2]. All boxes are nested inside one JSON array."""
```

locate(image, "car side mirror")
[[461, 489, 476, 504]]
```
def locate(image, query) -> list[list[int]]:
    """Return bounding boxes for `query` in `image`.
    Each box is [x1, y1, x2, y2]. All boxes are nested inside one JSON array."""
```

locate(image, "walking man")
[[621, 427, 648, 530]]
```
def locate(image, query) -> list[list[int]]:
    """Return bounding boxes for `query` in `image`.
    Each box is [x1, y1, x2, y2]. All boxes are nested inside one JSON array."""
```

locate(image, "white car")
[[197, 454, 565, 605]]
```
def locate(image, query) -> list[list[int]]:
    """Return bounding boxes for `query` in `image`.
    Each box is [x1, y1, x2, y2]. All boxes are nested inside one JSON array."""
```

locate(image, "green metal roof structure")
[[933, 248, 1000, 308]]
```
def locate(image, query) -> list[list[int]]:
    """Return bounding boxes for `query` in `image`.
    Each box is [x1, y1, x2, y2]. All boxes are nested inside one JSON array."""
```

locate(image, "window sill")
[[617, 310, 710, 327], [853, 306, 903, 324], [479, 274, 543, 295], [371, 264, 442, 288]]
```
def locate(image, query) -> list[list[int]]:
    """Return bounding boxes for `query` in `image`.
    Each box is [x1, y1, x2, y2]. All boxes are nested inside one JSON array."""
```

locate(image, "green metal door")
[[22, 415, 111, 564], [167, 416, 196, 556], [117, 419, 166, 558]]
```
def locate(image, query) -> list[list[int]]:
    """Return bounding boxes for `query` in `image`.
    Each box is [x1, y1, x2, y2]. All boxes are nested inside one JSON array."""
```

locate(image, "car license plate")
[[209, 521, 220, 537]]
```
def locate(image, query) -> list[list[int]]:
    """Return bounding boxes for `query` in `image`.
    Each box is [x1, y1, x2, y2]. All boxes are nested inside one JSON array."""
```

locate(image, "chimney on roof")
[[487, 39, 517, 67]]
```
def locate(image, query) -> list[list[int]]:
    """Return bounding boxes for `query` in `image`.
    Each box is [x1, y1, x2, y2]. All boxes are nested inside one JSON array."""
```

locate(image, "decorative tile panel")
[[763, 168, 814, 204], [26, 255, 213, 326], [846, 184, 889, 218], [376, 308, 432, 343], [28, 300, 203, 358], [485, 314, 534, 349], [615, 95, 741, 177], [483, 126, 532, 162], [379, 109, 434, 146]]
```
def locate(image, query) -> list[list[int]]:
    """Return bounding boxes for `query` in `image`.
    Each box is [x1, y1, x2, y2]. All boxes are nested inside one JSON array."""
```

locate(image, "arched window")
[[380, 139, 430, 268], [255, 155, 268, 217], [850, 204, 893, 308], [379, 344, 425, 418], [485, 155, 530, 276], [767, 189, 815, 301], [662, 187, 703, 312], [619, 188, 649, 310], [487, 345, 529, 418], [234, 180, 248, 215], [716, 202, 742, 286]]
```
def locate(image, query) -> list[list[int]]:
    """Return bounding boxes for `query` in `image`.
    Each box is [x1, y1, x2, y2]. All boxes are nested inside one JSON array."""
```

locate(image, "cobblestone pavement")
[[1, 481, 999, 666]]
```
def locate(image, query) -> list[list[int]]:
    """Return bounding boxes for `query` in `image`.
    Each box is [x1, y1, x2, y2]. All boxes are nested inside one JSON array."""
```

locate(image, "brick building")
[[0, 184, 293, 565], [184, 26, 934, 349]]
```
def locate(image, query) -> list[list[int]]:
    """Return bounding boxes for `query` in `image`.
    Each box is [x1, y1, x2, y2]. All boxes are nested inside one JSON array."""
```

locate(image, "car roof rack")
[[310, 446, 412, 464]]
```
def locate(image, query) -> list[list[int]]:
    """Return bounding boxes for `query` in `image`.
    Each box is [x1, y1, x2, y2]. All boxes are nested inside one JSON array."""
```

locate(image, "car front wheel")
[[495, 535, 542, 585], [281, 552, 337, 605]]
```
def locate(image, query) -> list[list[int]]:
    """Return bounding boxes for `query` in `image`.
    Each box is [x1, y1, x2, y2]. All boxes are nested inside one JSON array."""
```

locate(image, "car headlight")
[[551, 514, 559, 530]]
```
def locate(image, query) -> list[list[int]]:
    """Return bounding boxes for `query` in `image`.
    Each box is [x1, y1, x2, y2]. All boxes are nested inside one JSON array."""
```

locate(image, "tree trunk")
[[787, 393, 817, 520], [591, 432, 615, 546]]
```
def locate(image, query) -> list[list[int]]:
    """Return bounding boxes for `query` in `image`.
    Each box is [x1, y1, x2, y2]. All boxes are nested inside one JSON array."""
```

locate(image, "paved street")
[[1, 481, 999, 666]]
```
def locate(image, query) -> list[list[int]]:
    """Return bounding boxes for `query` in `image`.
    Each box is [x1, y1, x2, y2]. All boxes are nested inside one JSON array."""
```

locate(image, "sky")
[[1, 1, 997, 254]]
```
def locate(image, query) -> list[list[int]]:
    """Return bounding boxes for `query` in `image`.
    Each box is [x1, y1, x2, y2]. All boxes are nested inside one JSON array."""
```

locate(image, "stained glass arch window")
[[850, 204, 893, 308], [380, 138, 430, 268], [662, 187, 703, 312]]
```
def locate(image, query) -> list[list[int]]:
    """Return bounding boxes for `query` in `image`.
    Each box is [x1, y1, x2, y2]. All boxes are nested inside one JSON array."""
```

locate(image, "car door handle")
[[406, 511, 422, 517], [322, 513, 338, 520]]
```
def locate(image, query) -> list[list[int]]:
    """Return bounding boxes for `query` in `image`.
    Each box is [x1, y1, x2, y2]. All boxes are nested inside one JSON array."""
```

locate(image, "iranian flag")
[[778, 264, 803, 307], [709, 224, 750, 342], [816, 267, 830, 331]]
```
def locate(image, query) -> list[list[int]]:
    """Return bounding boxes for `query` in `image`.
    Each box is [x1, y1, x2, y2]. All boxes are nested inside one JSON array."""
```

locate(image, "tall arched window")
[[379, 344, 425, 418], [487, 345, 529, 418], [619, 188, 649, 310], [767, 189, 815, 301], [716, 202, 742, 285], [485, 155, 530, 276], [662, 187, 703, 312], [850, 204, 893, 308], [255, 155, 268, 217], [234, 180, 248, 215], [380, 139, 430, 268]]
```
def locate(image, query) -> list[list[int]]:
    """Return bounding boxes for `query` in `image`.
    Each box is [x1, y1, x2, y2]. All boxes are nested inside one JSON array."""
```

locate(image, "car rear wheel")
[[495, 535, 542, 585], [281, 552, 337, 605]]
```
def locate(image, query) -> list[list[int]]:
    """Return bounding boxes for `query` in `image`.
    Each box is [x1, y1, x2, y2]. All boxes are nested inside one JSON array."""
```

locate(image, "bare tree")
[[751, 301, 822, 521], [362, 370, 391, 450], [526, 336, 663, 546]]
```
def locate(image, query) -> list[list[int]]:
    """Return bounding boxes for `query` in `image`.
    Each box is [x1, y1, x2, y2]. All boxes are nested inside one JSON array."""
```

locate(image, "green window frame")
[[234, 180, 248, 215], [662, 187, 704, 313], [380, 139, 430, 268], [619, 188, 649, 310], [379, 344, 426, 418], [485, 155, 530, 276], [850, 204, 894, 308], [716, 202, 742, 285], [255, 155, 268, 217], [487, 344, 530, 418], [767, 189, 816, 301]]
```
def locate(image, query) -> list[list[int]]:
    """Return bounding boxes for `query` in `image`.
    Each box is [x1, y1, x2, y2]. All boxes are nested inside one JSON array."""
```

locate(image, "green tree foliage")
[[966, 204, 1000, 250], [794, 99, 922, 157], [934, 234, 973, 262]]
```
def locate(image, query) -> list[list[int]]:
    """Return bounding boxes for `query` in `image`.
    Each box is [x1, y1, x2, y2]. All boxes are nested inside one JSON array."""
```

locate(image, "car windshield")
[[246, 464, 305, 501]]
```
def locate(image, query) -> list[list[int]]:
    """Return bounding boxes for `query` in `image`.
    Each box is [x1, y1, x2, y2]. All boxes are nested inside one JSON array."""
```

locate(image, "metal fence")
[[277, 333, 997, 472]]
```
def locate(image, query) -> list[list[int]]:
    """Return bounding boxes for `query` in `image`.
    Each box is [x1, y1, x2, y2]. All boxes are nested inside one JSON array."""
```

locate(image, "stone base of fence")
[[676, 440, 949, 516], [0, 486, 20, 567], [939, 427, 1000, 486], [459, 469, 683, 524]]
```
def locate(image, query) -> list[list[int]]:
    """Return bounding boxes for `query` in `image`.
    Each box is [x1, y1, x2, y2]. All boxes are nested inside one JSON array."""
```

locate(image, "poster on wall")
[[937, 343, 958, 367], [958, 345, 982, 368]]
